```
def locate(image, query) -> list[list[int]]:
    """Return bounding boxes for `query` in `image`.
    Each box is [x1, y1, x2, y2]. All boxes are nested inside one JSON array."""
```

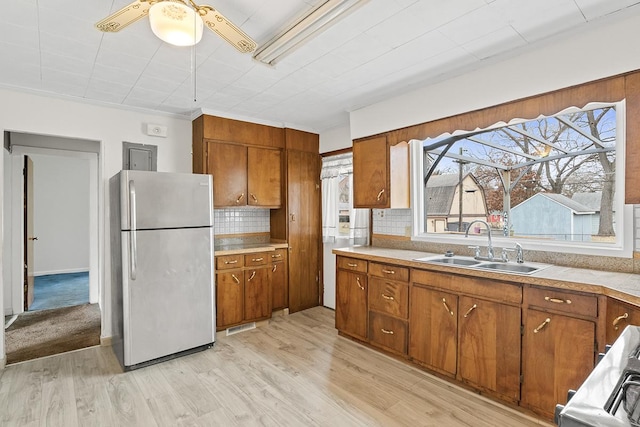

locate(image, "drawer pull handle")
[[534, 318, 551, 333], [613, 312, 629, 330], [356, 277, 365, 291], [250, 193, 258, 203], [272, 265, 277, 273], [376, 189, 385, 201], [442, 298, 454, 316], [381, 328, 394, 335], [252, 257, 264, 262], [545, 296, 572, 304], [381, 294, 395, 301], [224, 260, 238, 265], [463, 304, 477, 318], [382, 269, 395, 275], [231, 274, 240, 284], [236, 193, 245, 204], [347, 263, 358, 267], [272, 254, 282, 258], [247, 271, 256, 281]]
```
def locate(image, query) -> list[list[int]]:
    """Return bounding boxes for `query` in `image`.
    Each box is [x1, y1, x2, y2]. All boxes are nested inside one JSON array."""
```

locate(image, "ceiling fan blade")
[[199, 6, 257, 53], [95, 0, 152, 32]]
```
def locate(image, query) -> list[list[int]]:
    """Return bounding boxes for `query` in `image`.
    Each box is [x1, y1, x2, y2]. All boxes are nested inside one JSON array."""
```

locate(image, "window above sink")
[[409, 101, 633, 259]]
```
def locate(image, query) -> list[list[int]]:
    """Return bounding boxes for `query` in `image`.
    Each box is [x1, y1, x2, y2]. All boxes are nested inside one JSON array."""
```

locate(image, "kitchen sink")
[[414, 256, 481, 266], [414, 255, 550, 275], [473, 262, 543, 275]]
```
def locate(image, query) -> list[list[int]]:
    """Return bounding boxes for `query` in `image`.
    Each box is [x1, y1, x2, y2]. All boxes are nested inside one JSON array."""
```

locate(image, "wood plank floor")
[[0, 307, 553, 426]]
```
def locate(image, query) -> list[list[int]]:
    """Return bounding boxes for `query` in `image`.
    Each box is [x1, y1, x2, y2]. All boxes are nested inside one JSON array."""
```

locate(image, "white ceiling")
[[1, 0, 639, 132]]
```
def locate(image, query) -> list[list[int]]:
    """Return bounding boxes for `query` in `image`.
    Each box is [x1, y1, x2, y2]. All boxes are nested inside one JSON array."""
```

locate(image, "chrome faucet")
[[514, 242, 524, 263], [465, 220, 494, 261]]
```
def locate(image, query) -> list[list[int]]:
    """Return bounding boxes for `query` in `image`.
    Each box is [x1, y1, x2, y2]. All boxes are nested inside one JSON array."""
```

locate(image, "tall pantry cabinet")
[[193, 115, 322, 315], [271, 129, 322, 313]]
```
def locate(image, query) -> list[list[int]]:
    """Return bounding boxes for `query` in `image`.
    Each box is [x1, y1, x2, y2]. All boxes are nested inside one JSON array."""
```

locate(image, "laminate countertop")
[[214, 242, 288, 256], [333, 246, 640, 305]]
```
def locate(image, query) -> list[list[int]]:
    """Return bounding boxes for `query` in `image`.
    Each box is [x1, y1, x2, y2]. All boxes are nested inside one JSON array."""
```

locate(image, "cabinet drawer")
[[369, 311, 407, 354], [525, 286, 597, 318], [270, 248, 287, 262], [369, 277, 409, 319], [455, 276, 521, 305], [369, 262, 409, 282], [337, 256, 367, 273], [245, 253, 268, 267], [216, 254, 244, 270]]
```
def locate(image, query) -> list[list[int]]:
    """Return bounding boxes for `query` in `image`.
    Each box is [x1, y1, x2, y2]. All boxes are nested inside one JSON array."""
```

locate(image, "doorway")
[[3, 135, 101, 364]]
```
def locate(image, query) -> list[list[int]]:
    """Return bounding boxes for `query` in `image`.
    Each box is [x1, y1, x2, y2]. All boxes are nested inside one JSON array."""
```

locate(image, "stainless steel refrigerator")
[[110, 170, 215, 370]]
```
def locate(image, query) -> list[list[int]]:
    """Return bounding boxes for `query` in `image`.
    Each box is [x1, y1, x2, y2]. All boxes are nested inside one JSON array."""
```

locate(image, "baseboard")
[[34, 268, 89, 277], [100, 336, 113, 347]]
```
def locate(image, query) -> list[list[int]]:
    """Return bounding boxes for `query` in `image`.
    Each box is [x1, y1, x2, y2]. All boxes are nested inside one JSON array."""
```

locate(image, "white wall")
[[0, 89, 192, 362], [350, 10, 640, 141], [31, 154, 90, 275], [319, 124, 351, 154]]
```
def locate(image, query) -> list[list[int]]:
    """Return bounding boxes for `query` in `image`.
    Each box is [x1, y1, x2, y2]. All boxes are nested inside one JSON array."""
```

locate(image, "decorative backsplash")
[[213, 208, 270, 235], [372, 209, 412, 237]]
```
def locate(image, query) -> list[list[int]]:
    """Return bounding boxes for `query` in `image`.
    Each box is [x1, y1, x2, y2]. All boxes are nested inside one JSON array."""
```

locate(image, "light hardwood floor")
[[0, 307, 552, 426]]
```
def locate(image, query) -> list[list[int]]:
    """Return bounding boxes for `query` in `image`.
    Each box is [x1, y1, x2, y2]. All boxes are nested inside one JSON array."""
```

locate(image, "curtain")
[[321, 154, 369, 244]]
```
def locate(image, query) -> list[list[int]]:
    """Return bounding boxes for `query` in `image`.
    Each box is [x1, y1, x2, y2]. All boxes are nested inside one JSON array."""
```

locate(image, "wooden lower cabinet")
[[270, 249, 288, 310], [215, 252, 272, 331], [244, 266, 271, 321], [216, 270, 244, 328], [408, 285, 458, 376], [335, 268, 368, 341], [458, 295, 521, 402], [521, 308, 596, 418], [605, 297, 640, 344]]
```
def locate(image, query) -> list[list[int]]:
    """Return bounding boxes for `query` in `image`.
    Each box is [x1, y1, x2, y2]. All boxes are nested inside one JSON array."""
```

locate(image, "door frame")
[[10, 146, 100, 314]]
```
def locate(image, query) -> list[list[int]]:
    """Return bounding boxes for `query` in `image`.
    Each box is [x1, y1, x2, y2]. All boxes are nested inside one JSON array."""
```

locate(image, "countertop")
[[214, 241, 288, 256], [333, 246, 640, 305]]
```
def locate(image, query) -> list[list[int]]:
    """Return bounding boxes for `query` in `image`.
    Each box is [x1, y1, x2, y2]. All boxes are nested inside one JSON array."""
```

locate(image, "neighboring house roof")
[[426, 173, 484, 216], [571, 192, 603, 211], [513, 193, 595, 214]]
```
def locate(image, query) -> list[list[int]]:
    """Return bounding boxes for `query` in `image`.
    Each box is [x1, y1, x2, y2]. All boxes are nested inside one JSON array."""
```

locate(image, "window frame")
[[410, 101, 633, 258]]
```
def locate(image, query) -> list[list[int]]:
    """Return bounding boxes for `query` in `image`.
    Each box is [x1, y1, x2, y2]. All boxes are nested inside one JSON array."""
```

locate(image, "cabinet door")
[[458, 296, 521, 402], [244, 267, 271, 321], [409, 286, 458, 376], [247, 147, 281, 207], [606, 298, 640, 344], [216, 271, 244, 329], [271, 261, 287, 310], [521, 309, 596, 418], [288, 150, 321, 313], [353, 136, 388, 208], [335, 270, 368, 340], [208, 142, 247, 207]]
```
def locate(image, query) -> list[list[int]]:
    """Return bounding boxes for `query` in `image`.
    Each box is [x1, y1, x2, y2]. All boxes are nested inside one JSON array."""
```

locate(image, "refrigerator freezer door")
[[120, 170, 213, 230], [121, 227, 215, 367]]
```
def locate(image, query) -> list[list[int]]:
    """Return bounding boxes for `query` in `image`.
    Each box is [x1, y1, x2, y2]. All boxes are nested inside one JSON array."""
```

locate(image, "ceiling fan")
[[95, 0, 257, 52]]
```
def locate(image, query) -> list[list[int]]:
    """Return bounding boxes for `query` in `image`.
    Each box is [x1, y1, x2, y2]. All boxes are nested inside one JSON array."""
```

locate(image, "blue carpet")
[[30, 272, 89, 312]]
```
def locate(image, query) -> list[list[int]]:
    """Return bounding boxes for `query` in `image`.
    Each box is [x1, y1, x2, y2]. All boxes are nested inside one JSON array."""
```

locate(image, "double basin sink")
[[413, 254, 550, 275]]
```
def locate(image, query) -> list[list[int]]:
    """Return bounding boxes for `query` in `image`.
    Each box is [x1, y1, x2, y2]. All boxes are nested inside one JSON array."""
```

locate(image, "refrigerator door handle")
[[129, 180, 137, 280]]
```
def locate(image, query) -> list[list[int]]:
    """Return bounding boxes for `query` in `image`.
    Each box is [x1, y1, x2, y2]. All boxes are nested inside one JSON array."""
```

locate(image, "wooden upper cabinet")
[[208, 142, 248, 206], [247, 147, 281, 207], [353, 135, 410, 209], [192, 114, 284, 208], [206, 142, 281, 208]]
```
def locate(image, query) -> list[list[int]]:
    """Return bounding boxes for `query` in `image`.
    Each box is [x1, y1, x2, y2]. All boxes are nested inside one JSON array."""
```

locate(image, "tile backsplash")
[[372, 209, 412, 237], [214, 208, 270, 235]]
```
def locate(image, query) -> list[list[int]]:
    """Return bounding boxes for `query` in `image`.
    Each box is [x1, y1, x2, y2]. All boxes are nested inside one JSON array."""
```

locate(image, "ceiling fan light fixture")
[[149, 1, 204, 47]]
